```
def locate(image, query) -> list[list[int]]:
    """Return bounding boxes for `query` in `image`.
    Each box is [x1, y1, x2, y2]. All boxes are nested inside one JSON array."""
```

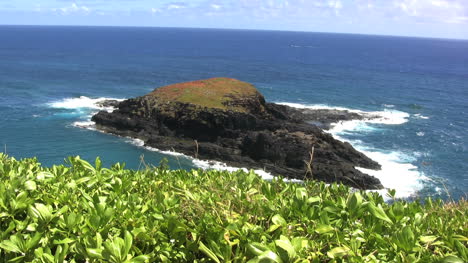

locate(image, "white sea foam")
[[48, 96, 124, 129], [280, 102, 426, 199], [48, 96, 123, 112], [356, 150, 427, 199], [277, 102, 410, 125], [125, 138, 301, 182], [414, 114, 429, 119], [329, 120, 378, 135], [194, 158, 302, 183], [72, 121, 97, 130]]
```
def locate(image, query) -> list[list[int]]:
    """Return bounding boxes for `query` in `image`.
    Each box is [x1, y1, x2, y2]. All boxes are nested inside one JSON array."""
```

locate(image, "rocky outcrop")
[[92, 77, 383, 189]]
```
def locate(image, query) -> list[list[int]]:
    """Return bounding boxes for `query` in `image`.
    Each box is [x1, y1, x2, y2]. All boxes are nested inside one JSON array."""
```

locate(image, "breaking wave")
[[279, 102, 427, 199], [47, 96, 123, 129]]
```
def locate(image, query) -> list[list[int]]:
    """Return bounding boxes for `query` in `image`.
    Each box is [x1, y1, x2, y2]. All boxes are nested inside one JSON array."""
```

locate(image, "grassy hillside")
[[0, 153, 466, 262], [149, 78, 263, 112]]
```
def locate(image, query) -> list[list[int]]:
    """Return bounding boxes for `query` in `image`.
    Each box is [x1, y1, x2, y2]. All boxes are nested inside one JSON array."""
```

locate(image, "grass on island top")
[[0, 153, 467, 262], [150, 77, 261, 112]]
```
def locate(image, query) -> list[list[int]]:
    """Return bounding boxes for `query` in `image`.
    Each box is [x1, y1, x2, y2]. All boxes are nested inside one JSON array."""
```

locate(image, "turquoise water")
[[0, 26, 467, 200]]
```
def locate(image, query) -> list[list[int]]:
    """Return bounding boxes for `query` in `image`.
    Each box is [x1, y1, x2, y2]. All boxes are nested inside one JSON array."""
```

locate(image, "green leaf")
[[26, 232, 42, 250], [315, 224, 334, 234], [275, 238, 296, 261], [53, 238, 75, 245], [306, 196, 321, 204], [267, 224, 281, 233], [29, 203, 53, 222], [394, 226, 415, 252], [454, 240, 467, 260], [7, 255, 25, 262], [419, 235, 437, 244], [247, 243, 270, 256], [130, 255, 150, 263], [77, 158, 96, 173], [24, 180, 37, 191], [86, 248, 103, 259], [26, 223, 37, 232], [153, 213, 164, 220], [453, 235, 468, 242], [34, 247, 44, 258], [272, 214, 287, 226], [104, 237, 125, 261], [75, 176, 92, 185], [199, 242, 220, 263], [66, 212, 78, 228], [89, 214, 101, 229], [0, 239, 22, 253], [291, 237, 308, 252], [36, 172, 54, 180], [95, 157, 102, 171], [124, 231, 133, 256], [327, 246, 350, 259], [257, 251, 283, 263], [442, 255, 464, 263], [368, 203, 393, 224], [347, 192, 363, 211], [295, 187, 307, 200]]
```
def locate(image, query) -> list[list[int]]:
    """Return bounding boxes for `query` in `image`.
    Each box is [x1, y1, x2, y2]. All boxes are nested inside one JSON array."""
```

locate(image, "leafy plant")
[[0, 153, 466, 262]]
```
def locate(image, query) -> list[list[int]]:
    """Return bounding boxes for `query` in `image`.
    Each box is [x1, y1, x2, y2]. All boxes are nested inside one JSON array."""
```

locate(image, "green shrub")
[[0, 153, 466, 262]]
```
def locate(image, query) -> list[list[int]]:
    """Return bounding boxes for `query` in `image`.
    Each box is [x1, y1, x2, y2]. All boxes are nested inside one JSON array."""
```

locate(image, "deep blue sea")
[[0, 26, 467, 200]]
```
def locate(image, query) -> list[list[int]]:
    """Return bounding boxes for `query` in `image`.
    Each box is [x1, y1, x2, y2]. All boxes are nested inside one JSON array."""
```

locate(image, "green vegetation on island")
[[0, 154, 466, 262], [148, 77, 266, 113]]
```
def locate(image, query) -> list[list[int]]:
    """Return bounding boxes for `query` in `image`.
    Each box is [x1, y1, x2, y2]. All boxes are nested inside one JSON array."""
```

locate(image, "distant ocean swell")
[[48, 96, 428, 199]]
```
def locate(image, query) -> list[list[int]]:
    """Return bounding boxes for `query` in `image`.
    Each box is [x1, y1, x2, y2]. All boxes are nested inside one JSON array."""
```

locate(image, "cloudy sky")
[[1, 0, 467, 39]]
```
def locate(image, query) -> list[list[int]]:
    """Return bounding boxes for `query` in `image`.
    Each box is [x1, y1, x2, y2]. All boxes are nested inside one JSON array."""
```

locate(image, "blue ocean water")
[[0, 25, 466, 200]]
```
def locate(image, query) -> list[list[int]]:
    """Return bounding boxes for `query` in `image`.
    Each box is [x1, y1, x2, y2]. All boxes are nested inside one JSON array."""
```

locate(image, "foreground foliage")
[[0, 154, 466, 262]]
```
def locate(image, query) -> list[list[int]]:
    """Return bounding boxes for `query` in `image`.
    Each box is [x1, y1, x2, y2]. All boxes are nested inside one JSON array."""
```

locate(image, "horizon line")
[[1, 23, 467, 42]]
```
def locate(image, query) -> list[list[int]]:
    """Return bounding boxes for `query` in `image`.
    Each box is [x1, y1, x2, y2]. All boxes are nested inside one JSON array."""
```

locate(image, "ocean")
[[0, 25, 467, 200]]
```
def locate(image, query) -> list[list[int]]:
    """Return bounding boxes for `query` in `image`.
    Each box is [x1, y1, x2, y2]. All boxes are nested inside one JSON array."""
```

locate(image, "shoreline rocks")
[[92, 77, 383, 189]]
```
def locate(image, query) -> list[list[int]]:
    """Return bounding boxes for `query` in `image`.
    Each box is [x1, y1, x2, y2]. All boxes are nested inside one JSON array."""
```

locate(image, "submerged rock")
[[92, 77, 383, 189]]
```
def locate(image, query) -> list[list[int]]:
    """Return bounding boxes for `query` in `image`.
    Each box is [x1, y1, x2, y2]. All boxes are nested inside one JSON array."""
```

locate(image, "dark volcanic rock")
[[96, 100, 120, 108], [92, 77, 383, 189]]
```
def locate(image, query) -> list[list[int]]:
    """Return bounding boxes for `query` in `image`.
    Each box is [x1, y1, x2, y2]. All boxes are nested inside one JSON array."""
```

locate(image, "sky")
[[0, 0, 467, 39]]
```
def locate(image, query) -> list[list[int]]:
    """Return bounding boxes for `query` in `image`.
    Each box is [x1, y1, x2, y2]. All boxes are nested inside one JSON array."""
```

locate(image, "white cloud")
[[53, 2, 91, 15], [328, 0, 343, 10], [393, 0, 468, 23], [211, 4, 221, 10], [34, 4, 42, 12], [167, 4, 185, 10]]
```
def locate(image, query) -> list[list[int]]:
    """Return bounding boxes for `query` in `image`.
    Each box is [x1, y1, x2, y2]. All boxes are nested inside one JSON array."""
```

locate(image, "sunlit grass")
[[150, 77, 264, 112]]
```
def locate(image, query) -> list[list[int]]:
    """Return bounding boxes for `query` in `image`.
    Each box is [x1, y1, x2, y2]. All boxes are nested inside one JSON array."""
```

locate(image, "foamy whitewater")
[[277, 102, 427, 199], [126, 137, 301, 182], [48, 96, 124, 130], [48, 96, 123, 111]]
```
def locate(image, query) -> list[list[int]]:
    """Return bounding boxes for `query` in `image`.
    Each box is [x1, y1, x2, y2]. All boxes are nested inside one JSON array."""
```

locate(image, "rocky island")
[[92, 77, 383, 189]]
